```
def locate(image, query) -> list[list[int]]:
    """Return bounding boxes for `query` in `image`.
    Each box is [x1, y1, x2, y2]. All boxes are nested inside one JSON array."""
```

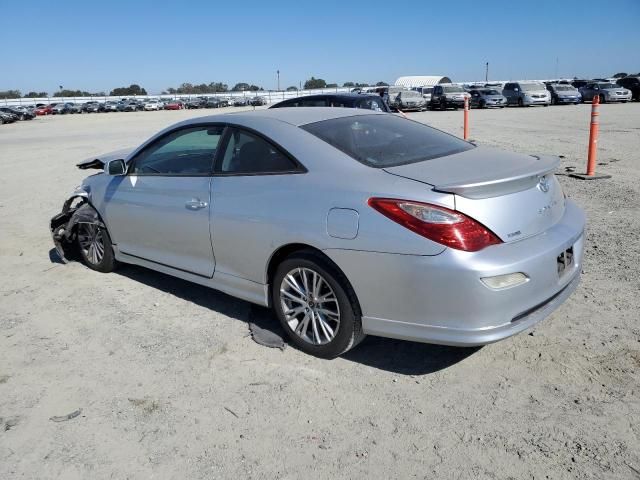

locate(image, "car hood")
[[76, 147, 135, 170], [556, 91, 580, 97]]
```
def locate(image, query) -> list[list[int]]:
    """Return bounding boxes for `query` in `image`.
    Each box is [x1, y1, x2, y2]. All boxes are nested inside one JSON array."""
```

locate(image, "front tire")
[[76, 222, 116, 273], [518, 98, 524, 107], [272, 251, 364, 358]]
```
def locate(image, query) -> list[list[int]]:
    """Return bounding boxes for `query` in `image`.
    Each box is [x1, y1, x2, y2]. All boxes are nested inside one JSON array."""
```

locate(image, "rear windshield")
[[442, 86, 464, 93], [302, 114, 473, 168]]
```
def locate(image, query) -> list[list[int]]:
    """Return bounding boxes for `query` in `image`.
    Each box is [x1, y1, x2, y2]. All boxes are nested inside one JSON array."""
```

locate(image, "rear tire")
[[599, 94, 606, 104], [518, 98, 524, 107], [272, 251, 365, 358]]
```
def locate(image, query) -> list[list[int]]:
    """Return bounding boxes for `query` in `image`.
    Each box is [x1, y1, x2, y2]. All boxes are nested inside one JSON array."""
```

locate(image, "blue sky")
[[2, 0, 639, 94]]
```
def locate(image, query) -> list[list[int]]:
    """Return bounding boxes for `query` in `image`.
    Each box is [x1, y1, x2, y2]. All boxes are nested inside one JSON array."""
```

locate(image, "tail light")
[[368, 198, 502, 252]]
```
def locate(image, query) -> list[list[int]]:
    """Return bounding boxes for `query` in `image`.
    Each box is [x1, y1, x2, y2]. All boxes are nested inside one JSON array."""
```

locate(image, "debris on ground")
[[249, 322, 286, 350], [49, 408, 82, 423]]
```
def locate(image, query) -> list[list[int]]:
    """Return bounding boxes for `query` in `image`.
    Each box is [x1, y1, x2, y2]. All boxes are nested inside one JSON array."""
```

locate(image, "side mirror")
[[107, 159, 126, 176]]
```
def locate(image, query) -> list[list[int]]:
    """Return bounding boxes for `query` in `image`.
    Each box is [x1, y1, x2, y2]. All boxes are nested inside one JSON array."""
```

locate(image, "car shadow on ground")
[[51, 252, 478, 376]]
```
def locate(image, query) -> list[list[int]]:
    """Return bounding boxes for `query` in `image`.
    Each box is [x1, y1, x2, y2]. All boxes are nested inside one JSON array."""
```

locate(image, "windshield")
[[442, 86, 464, 93], [553, 85, 576, 91], [599, 83, 618, 89], [480, 89, 501, 95], [520, 83, 546, 92], [302, 114, 473, 168], [520, 83, 545, 91]]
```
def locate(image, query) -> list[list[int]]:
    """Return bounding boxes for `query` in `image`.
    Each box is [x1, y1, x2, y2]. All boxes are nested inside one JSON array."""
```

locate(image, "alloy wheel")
[[279, 267, 341, 345], [77, 223, 105, 265]]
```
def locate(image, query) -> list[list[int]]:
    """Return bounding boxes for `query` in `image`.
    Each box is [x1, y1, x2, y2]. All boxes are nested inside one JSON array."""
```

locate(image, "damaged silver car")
[[51, 108, 585, 358]]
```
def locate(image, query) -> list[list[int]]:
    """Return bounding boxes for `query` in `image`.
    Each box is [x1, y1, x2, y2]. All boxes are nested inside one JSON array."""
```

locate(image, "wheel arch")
[[265, 243, 362, 315]]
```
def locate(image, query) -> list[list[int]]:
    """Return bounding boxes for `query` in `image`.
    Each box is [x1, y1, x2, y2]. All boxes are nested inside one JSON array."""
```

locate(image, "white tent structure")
[[394, 76, 452, 88]]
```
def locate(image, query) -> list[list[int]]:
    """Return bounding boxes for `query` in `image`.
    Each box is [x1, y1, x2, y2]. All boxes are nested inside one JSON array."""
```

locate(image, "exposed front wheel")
[[272, 251, 364, 358], [76, 222, 116, 273]]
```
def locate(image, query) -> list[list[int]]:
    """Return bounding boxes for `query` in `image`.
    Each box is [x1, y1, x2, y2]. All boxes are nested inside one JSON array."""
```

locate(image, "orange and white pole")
[[586, 95, 600, 176], [463, 96, 469, 140]]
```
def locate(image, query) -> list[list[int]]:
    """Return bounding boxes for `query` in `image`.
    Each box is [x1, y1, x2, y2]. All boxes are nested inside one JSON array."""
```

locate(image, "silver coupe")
[[51, 108, 585, 358]]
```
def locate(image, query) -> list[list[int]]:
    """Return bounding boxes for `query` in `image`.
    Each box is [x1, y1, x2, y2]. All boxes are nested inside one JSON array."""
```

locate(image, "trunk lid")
[[383, 146, 565, 243]]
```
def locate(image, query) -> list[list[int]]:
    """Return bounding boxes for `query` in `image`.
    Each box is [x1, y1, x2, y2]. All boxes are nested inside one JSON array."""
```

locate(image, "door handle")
[[185, 199, 208, 210]]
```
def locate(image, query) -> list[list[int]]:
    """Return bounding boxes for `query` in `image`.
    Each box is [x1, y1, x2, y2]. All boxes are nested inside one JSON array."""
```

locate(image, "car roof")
[[185, 106, 384, 127]]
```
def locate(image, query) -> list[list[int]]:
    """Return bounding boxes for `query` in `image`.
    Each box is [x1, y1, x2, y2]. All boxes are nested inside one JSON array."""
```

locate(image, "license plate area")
[[557, 246, 574, 277]]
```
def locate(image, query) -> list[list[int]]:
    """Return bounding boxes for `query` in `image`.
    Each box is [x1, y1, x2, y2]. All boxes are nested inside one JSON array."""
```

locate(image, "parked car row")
[[1, 96, 270, 120], [404, 77, 636, 111]]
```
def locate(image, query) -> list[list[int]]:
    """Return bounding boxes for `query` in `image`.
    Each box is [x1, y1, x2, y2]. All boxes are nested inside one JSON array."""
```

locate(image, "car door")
[[210, 127, 306, 283], [502, 83, 513, 104], [102, 124, 225, 277]]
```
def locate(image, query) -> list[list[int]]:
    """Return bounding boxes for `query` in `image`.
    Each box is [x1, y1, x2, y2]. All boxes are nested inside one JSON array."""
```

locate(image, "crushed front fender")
[[50, 197, 104, 263]]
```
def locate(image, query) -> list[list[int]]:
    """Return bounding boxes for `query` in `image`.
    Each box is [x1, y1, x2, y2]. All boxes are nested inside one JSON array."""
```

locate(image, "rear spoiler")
[[433, 155, 560, 199]]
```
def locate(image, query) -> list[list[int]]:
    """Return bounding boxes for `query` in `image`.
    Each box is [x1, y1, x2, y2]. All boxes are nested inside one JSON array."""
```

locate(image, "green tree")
[[375, 81, 389, 86], [232, 82, 251, 91], [54, 89, 95, 97], [304, 77, 327, 89], [286, 86, 298, 91], [23, 91, 48, 98], [326, 83, 338, 88], [109, 84, 147, 96], [342, 82, 355, 87], [0, 90, 21, 98]]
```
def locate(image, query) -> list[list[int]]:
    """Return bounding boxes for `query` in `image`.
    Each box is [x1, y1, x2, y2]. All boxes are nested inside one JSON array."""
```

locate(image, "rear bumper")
[[325, 200, 585, 346]]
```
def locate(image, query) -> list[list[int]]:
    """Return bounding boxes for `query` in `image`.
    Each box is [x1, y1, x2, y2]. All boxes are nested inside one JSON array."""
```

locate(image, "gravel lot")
[[1, 104, 639, 479]]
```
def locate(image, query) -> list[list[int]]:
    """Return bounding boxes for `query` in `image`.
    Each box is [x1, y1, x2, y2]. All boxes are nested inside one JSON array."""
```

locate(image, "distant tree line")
[[161, 82, 264, 95], [303, 78, 389, 89], [54, 89, 107, 97], [109, 84, 147, 96]]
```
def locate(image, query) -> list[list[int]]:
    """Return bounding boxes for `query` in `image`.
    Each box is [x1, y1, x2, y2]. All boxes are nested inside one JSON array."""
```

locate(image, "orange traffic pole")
[[586, 95, 600, 176], [463, 96, 469, 140]]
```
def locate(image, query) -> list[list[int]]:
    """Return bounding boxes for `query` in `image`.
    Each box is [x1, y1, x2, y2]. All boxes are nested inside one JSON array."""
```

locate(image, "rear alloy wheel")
[[76, 222, 116, 273], [273, 252, 364, 358]]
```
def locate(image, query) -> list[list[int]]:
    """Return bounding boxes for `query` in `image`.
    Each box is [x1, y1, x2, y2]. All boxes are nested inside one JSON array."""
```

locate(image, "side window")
[[131, 126, 224, 175], [355, 97, 385, 111], [300, 99, 328, 107], [504, 84, 513, 91], [220, 129, 299, 174]]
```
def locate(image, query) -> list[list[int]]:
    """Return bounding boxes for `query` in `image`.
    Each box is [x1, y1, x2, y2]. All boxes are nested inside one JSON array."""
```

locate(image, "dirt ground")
[[1, 103, 639, 479]]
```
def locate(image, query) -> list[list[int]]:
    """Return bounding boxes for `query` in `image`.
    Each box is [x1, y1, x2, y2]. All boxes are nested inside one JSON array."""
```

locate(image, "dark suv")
[[616, 76, 640, 101], [270, 93, 390, 112], [429, 84, 469, 110]]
